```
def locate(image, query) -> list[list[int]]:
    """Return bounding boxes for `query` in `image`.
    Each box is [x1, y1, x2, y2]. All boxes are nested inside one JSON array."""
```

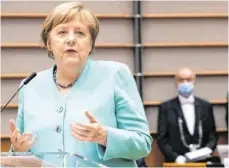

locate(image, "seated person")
[[157, 68, 218, 164]]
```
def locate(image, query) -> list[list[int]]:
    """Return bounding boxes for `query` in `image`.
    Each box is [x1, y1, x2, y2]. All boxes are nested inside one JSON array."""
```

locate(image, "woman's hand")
[[71, 111, 107, 146], [9, 119, 37, 152]]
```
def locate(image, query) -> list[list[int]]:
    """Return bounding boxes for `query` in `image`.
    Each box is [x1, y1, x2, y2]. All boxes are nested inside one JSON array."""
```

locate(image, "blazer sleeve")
[[9, 81, 25, 151], [204, 104, 218, 151], [157, 104, 179, 161], [16, 82, 25, 133], [97, 64, 152, 161]]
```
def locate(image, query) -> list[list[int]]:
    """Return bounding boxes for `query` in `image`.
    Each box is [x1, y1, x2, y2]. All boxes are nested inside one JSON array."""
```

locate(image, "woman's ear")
[[88, 39, 93, 55], [46, 37, 52, 51], [46, 37, 54, 59]]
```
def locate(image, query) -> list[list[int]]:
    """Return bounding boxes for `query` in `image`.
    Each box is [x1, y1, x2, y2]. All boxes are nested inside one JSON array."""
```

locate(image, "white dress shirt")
[[178, 94, 195, 135]]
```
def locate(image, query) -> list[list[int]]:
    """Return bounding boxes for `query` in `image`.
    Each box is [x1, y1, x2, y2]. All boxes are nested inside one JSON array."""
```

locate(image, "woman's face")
[[47, 19, 92, 69]]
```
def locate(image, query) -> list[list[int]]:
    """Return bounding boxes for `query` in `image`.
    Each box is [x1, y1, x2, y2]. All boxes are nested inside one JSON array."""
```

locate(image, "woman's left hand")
[[71, 111, 107, 146]]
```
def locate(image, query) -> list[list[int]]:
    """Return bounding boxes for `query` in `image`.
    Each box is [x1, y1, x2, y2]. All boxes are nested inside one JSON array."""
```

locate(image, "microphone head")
[[23, 72, 37, 85]]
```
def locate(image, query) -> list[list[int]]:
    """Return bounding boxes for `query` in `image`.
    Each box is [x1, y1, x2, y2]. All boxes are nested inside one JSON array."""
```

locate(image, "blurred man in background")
[[157, 68, 218, 164]]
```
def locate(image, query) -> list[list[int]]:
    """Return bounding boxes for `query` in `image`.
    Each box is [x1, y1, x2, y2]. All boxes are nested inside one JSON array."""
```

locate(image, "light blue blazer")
[[16, 59, 152, 167]]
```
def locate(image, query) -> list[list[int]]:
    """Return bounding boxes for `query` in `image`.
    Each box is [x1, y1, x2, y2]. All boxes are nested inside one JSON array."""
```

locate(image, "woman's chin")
[[63, 57, 81, 65]]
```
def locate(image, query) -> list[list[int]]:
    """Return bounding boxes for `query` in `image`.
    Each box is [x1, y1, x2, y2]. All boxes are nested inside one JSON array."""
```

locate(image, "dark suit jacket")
[[157, 97, 218, 162]]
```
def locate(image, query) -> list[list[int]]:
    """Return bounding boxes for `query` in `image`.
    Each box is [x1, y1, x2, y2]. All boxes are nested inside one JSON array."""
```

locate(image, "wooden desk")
[[1, 135, 11, 152], [163, 162, 206, 167]]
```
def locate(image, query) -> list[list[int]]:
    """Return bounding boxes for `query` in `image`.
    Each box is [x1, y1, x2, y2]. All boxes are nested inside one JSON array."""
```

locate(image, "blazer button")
[[58, 106, 63, 113], [56, 126, 61, 133], [56, 149, 62, 158]]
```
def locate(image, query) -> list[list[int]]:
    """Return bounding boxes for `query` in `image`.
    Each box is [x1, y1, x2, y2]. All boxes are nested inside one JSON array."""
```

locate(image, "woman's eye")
[[76, 31, 84, 35], [58, 30, 67, 34]]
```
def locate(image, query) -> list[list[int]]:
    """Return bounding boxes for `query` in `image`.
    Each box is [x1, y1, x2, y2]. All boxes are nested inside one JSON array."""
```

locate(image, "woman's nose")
[[66, 33, 76, 45]]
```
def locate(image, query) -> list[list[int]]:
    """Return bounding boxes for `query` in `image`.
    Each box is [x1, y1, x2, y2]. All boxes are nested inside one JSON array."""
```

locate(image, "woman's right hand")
[[10, 119, 37, 152]]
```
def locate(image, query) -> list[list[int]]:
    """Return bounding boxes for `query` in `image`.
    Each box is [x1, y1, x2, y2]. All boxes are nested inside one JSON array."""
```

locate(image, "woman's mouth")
[[66, 49, 77, 53]]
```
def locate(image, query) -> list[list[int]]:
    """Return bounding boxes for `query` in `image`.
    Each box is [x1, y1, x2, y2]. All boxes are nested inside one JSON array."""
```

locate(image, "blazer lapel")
[[173, 97, 186, 124], [194, 97, 202, 134]]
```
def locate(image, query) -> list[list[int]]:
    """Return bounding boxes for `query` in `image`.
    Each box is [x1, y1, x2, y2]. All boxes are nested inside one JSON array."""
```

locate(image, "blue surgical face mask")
[[177, 83, 194, 98]]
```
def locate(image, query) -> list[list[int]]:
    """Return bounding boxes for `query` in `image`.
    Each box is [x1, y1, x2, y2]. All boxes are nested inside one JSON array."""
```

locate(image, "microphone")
[[1, 72, 37, 112]]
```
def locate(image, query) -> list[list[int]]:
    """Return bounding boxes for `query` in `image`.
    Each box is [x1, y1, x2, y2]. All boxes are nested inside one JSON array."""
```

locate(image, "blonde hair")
[[41, 2, 99, 58]]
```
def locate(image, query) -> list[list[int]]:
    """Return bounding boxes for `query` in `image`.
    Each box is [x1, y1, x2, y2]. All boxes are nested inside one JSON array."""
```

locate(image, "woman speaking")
[[9, 2, 152, 167]]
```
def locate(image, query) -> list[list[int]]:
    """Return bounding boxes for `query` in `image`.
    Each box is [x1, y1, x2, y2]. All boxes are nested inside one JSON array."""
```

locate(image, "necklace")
[[178, 117, 203, 152], [53, 69, 76, 88]]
